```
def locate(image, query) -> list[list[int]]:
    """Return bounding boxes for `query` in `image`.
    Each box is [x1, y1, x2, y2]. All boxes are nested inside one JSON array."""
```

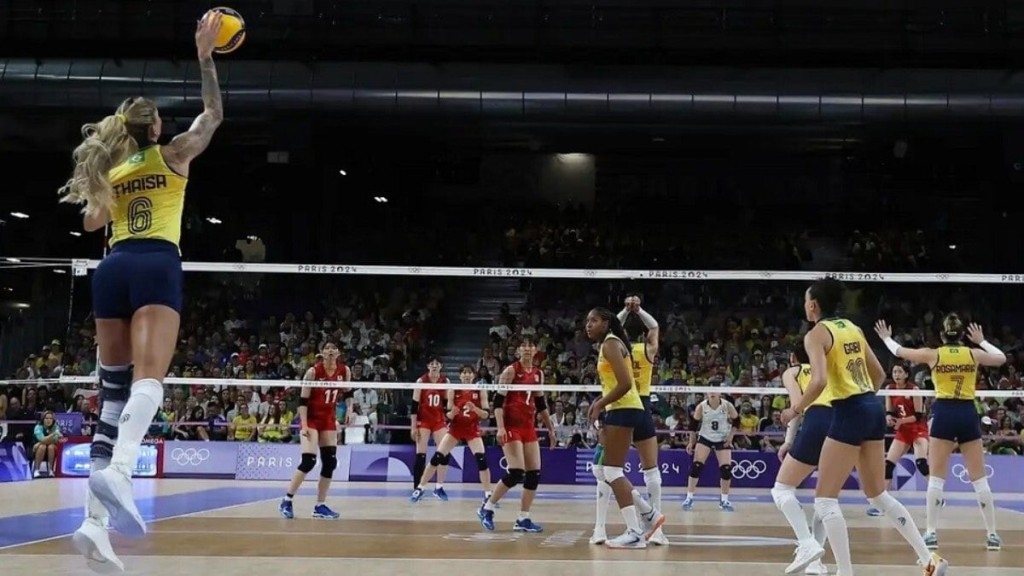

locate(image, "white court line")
[[0, 497, 278, 552]]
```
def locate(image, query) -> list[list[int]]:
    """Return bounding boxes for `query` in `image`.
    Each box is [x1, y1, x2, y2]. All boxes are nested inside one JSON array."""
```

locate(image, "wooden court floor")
[[0, 480, 1021, 575]]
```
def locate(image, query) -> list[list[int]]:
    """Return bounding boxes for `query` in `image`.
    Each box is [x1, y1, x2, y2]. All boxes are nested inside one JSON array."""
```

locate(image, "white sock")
[[815, 498, 853, 576], [484, 491, 492, 499], [110, 378, 164, 473], [972, 478, 997, 535], [595, 481, 611, 530], [483, 501, 495, 511], [630, 488, 654, 515], [436, 483, 444, 490], [620, 504, 641, 532], [721, 492, 730, 503], [85, 458, 111, 521], [868, 491, 931, 565], [518, 511, 530, 520], [772, 483, 812, 542], [642, 467, 662, 511], [685, 489, 694, 500], [926, 476, 945, 534], [811, 510, 827, 546]]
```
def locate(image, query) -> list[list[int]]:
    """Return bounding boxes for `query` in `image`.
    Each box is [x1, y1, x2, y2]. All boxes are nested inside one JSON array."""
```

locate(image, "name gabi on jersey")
[[843, 342, 862, 354], [933, 363, 976, 373], [113, 174, 167, 197]]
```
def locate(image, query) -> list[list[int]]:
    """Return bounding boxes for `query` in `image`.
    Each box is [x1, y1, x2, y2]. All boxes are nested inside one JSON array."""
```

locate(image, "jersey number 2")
[[127, 197, 153, 234]]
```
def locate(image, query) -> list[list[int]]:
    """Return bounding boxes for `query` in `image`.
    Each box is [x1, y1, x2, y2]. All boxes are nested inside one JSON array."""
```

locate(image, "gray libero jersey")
[[698, 400, 733, 443]]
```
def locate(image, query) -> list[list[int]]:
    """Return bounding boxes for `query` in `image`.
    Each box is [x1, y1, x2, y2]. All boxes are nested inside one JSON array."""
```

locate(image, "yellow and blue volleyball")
[[207, 7, 246, 54]]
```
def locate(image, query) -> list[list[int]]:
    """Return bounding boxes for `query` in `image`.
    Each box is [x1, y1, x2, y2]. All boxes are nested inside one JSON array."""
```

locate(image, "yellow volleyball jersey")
[[597, 334, 643, 411], [630, 341, 654, 397], [107, 146, 187, 249], [796, 363, 832, 407], [932, 345, 978, 400], [819, 318, 874, 401]]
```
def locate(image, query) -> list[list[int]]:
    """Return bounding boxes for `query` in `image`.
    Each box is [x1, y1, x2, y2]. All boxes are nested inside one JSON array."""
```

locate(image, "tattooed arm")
[[162, 13, 225, 176]]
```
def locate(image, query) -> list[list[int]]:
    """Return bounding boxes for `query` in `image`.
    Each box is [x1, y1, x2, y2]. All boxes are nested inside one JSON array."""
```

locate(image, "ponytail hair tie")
[[114, 113, 127, 124]]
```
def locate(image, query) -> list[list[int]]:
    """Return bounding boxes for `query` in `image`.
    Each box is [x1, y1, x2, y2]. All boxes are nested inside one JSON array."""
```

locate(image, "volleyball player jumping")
[[61, 13, 225, 573]]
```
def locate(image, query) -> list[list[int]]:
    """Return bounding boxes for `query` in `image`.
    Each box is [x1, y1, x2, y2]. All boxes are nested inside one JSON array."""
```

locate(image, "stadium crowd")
[[2, 219, 1023, 480]]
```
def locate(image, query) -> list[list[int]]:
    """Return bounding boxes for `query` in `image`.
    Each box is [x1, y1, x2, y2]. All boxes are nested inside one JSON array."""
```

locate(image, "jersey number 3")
[[128, 197, 153, 234]]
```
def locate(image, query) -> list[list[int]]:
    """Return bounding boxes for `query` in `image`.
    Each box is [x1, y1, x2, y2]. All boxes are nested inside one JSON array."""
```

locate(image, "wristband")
[[978, 340, 1005, 357]]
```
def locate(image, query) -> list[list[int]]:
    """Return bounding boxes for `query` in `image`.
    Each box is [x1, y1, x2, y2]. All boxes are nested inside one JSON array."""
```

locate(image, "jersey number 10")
[[427, 394, 442, 407]]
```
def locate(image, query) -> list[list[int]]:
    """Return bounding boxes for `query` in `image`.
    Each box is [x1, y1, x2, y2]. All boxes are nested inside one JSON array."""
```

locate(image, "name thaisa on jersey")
[[113, 174, 167, 197]]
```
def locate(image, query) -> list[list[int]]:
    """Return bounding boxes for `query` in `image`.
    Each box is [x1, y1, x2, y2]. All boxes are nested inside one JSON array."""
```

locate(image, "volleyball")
[[206, 7, 246, 54]]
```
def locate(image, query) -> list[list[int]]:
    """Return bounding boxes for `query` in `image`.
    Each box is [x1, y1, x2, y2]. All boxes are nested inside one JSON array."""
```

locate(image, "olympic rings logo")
[[951, 463, 994, 484], [171, 448, 210, 466], [731, 459, 768, 480]]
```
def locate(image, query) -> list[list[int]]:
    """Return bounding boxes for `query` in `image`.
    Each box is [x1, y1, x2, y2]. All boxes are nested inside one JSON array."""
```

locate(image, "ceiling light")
[[69, 231, 82, 237], [206, 217, 222, 224], [5, 257, 20, 263], [9, 212, 28, 219], [53, 269, 67, 274], [374, 196, 388, 203], [339, 170, 347, 176], [3, 287, 12, 292]]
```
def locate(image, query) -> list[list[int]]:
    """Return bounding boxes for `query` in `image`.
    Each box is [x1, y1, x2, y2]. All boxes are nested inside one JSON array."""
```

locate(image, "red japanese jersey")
[[503, 361, 540, 429], [416, 375, 448, 422], [308, 362, 349, 418], [887, 383, 919, 424], [452, 390, 484, 426]]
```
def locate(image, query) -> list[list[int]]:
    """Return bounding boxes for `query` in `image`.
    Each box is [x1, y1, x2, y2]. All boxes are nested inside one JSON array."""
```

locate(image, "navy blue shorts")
[[789, 406, 833, 466], [930, 399, 982, 444], [828, 392, 886, 446], [604, 408, 648, 430], [697, 435, 727, 451], [92, 239, 183, 319], [631, 396, 657, 442]]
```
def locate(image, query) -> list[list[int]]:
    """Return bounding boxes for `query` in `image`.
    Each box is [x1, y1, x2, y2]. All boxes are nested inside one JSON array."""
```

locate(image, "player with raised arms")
[[411, 365, 494, 503], [772, 345, 829, 575], [585, 307, 665, 549], [682, 390, 738, 511], [875, 315, 1005, 551], [63, 12, 226, 572], [589, 296, 666, 545], [478, 335, 556, 532], [411, 357, 452, 500], [865, 362, 931, 517], [781, 278, 946, 576], [280, 341, 351, 520]]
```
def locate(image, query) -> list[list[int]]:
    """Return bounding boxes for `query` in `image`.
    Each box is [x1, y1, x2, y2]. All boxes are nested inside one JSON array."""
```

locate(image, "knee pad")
[[430, 451, 447, 467], [502, 468, 525, 488], [474, 452, 488, 472], [771, 483, 797, 511], [319, 446, 337, 479], [440, 452, 452, 466], [642, 466, 661, 488], [297, 452, 318, 474], [884, 459, 896, 480], [915, 458, 929, 477], [603, 466, 625, 483], [523, 469, 540, 491], [689, 461, 704, 479], [98, 364, 133, 403], [719, 463, 733, 481], [132, 378, 164, 410]]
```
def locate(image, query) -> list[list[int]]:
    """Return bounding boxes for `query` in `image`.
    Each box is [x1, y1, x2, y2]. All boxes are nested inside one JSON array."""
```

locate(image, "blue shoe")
[[478, 506, 495, 531], [410, 488, 425, 503], [681, 498, 694, 511], [279, 498, 294, 519], [312, 504, 340, 519], [866, 507, 885, 517], [719, 500, 735, 512], [513, 518, 544, 533], [433, 487, 449, 501], [923, 532, 938, 550]]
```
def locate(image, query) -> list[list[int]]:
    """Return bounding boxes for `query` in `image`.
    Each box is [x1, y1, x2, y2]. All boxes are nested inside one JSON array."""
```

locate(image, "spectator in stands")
[[32, 411, 61, 478], [229, 403, 257, 442]]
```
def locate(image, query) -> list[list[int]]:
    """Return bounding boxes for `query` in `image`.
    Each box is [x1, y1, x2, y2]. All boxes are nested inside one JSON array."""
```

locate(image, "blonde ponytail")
[[58, 98, 158, 217]]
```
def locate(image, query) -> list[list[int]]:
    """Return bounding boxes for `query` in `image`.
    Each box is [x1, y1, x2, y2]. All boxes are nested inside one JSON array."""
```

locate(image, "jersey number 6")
[[127, 196, 154, 234]]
